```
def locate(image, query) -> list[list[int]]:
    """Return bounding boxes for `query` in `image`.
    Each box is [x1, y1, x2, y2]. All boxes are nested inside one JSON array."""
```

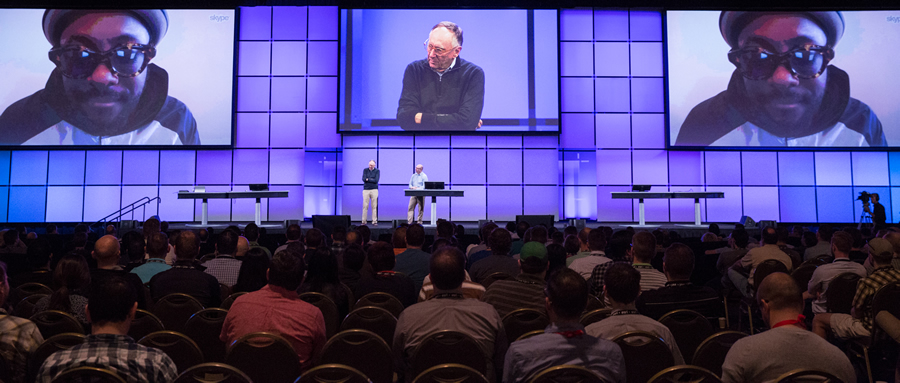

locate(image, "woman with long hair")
[[35, 252, 91, 326], [299, 247, 352, 319], [232, 247, 270, 294]]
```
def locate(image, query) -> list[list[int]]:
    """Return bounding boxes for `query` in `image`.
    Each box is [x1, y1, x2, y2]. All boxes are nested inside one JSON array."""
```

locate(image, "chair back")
[[320, 329, 392, 383], [295, 364, 371, 383], [184, 308, 229, 363], [219, 283, 232, 301], [825, 272, 862, 314], [412, 363, 489, 383], [791, 264, 818, 292], [775, 369, 843, 383], [579, 309, 612, 327], [14, 283, 53, 299], [692, 331, 748, 377], [220, 292, 247, 310], [515, 330, 545, 342], [129, 309, 165, 342], [584, 294, 605, 313], [173, 362, 253, 383], [409, 330, 488, 380], [298, 292, 340, 339], [647, 365, 722, 383], [152, 293, 205, 333], [527, 365, 604, 383], [15, 293, 47, 319], [611, 331, 675, 383], [50, 367, 125, 383], [658, 309, 715, 364], [354, 292, 404, 318], [753, 259, 789, 288], [870, 281, 900, 341], [502, 308, 550, 342], [28, 332, 85, 382], [225, 332, 301, 383], [340, 306, 397, 344], [481, 272, 511, 288], [30, 310, 84, 339], [0, 354, 9, 383], [812, 255, 834, 265], [138, 331, 205, 373]]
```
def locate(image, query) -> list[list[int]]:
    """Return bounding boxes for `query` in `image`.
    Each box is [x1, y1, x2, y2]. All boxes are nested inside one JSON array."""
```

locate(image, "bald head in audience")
[[92, 235, 121, 268], [757, 272, 803, 325], [236, 236, 250, 257], [175, 231, 200, 262]]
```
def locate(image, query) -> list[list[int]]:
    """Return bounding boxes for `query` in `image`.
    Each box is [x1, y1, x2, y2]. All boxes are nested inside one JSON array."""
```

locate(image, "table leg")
[[430, 196, 437, 226], [639, 198, 646, 226], [694, 198, 702, 226], [201, 198, 209, 226], [255, 197, 262, 226]]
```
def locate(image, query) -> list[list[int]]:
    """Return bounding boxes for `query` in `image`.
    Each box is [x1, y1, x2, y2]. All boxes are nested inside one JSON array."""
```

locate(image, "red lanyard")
[[771, 315, 806, 330], [555, 330, 584, 339]]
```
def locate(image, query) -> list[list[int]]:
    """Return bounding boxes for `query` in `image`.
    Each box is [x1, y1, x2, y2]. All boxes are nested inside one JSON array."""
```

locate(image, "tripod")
[[859, 201, 873, 231]]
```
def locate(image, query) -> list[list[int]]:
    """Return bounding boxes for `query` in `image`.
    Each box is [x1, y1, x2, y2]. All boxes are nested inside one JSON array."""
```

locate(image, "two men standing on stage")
[[362, 160, 379, 225]]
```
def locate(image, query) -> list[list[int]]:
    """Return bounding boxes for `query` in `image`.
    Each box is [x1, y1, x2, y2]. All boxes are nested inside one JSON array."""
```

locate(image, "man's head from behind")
[[588, 228, 607, 252], [663, 243, 694, 281], [831, 231, 853, 257], [604, 263, 641, 305], [44, 10, 168, 135], [430, 246, 466, 291], [490, 227, 512, 256], [367, 241, 396, 272], [87, 274, 137, 331], [145, 231, 167, 260], [268, 251, 306, 291], [545, 268, 588, 321], [406, 224, 425, 248], [426, 22, 462, 72], [631, 231, 656, 263], [174, 230, 200, 261], [761, 226, 778, 245], [519, 242, 548, 275], [244, 223, 260, 242], [866, 237, 894, 266], [757, 272, 803, 325], [92, 234, 120, 268], [216, 229, 239, 256]]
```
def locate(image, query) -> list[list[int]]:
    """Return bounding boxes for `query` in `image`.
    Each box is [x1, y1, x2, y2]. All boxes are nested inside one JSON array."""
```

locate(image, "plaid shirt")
[[0, 309, 43, 383], [202, 255, 243, 286], [853, 265, 900, 332], [37, 333, 177, 383], [588, 260, 631, 297]]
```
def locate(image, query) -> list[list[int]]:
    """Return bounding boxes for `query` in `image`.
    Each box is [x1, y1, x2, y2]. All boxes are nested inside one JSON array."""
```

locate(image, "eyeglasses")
[[727, 45, 834, 81], [49, 43, 157, 80], [423, 40, 456, 56]]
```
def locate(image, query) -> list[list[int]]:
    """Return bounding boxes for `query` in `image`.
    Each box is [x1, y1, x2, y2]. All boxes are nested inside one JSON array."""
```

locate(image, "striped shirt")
[[633, 264, 667, 291], [481, 274, 547, 319], [0, 310, 43, 383], [853, 265, 900, 332], [37, 334, 177, 383]]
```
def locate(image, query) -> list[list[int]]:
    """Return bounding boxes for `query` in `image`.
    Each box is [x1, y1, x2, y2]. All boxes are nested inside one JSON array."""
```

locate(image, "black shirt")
[[397, 57, 485, 131], [354, 271, 417, 308], [149, 265, 221, 307], [91, 268, 148, 309]]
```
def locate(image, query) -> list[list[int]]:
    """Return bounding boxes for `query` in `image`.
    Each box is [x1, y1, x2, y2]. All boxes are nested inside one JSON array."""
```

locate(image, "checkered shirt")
[[588, 260, 631, 297], [0, 309, 43, 383], [853, 265, 900, 332], [37, 333, 177, 383], [202, 255, 243, 286]]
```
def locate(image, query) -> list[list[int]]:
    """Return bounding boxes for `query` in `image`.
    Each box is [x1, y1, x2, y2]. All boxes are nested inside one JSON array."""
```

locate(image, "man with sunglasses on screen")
[[397, 21, 485, 131], [675, 12, 885, 147], [0, 10, 199, 145]]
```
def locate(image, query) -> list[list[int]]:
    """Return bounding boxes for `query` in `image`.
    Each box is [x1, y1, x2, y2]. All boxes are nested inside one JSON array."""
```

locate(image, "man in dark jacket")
[[362, 160, 379, 225]]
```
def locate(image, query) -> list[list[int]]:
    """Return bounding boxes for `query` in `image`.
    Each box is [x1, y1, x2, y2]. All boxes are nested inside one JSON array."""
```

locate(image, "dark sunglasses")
[[49, 43, 156, 80], [727, 45, 834, 81]]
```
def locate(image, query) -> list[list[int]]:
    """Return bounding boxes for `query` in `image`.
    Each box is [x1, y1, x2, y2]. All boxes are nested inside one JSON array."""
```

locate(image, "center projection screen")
[[667, 11, 900, 148], [0, 9, 235, 146], [339, 9, 559, 133]]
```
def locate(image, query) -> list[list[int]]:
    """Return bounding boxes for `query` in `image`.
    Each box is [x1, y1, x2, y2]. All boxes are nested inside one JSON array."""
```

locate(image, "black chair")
[[658, 309, 715, 364], [152, 293, 205, 334], [612, 331, 675, 383], [173, 362, 253, 383], [516, 330, 545, 342], [30, 310, 84, 339], [184, 308, 229, 363], [226, 332, 301, 383], [584, 294, 605, 313], [320, 329, 393, 383], [409, 330, 488, 380], [528, 365, 605, 383], [648, 365, 722, 383], [481, 272, 511, 288], [138, 331, 205, 373], [774, 369, 843, 383], [295, 364, 370, 383], [412, 363, 489, 383], [0, 354, 10, 383], [742, 259, 789, 333], [28, 332, 85, 382], [128, 309, 165, 343], [502, 308, 550, 343], [15, 293, 47, 319], [219, 283, 232, 303], [14, 283, 53, 299], [579, 308, 612, 327], [354, 292, 404, 318], [692, 331, 748, 377], [299, 292, 340, 339], [220, 292, 247, 310], [340, 306, 397, 345], [50, 366, 125, 383], [790, 264, 818, 293], [825, 272, 862, 314]]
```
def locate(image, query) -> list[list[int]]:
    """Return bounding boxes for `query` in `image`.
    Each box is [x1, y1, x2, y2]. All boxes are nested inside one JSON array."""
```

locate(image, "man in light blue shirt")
[[408, 164, 428, 224]]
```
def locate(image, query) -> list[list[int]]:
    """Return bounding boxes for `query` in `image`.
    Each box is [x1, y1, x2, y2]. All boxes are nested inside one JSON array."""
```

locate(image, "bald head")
[[92, 235, 121, 267], [236, 236, 250, 257], [757, 272, 803, 312]]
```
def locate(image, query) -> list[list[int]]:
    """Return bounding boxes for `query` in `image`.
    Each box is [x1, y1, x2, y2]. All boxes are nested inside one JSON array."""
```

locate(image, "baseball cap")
[[43, 9, 169, 47], [719, 11, 844, 48], [866, 237, 894, 258], [519, 242, 547, 261]]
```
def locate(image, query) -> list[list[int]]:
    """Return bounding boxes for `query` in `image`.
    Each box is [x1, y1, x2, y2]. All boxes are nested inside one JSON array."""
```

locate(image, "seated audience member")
[[198, 228, 216, 259], [482, 242, 549, 318], [0, 230, 26, 255], [220, 250, 326, 369], [0, 261, 43, 383], [529, 226, 549, 247], [804, 232, 867, 315], [804, 225, 834, 261], [120, 231, 147, 272], [813, 238, 900, 340], [299, 247, 352, 320], [776, 227, 802, 267], [845, 227, 868, 263], [330, 226, 349, 259], [392, 226, 408, 256], [636, 243, 722, 320], [508, 221, 528, 256], [631, 231, 666, 291], [563, 235, 580, 258], [394, 224, 430, 293], [235, 236, 250, 258], [586, 263, 684, 364], [8, 238, 54, 288], [339, 244, 366, 293], [545, 243, 568, 279], [587, 230, 633, 296], [470, 228, 519, 284], [570, 229, 609, 280], [885, 231, 900, 271], [276, 224, 304, 255], [729, 227, 793, 297], [701, 232, 718, 242], [550, 231, 564, 246], [346, 230, 362, 247], [245, 223, 272, 259], [91, 235, 146, 309], [130, 232, 170, 284], [503, 268, 625, 383], [203, 230, 242, 286], [715, 229, 750, 275], [304, 228, 326, 261], [435, 220, 459, 249], [232, 248, 271, 294], [722, 273, 855, 383], [468, 222, 499, 262], [355, 242, 417, 307], [357, 225, 375, 248], [35, 253, 91, 327], [38, 275, 177, 383], [419, 241, 485, 300], [149, 231, 221, 307], [394, 246, 507, 382]]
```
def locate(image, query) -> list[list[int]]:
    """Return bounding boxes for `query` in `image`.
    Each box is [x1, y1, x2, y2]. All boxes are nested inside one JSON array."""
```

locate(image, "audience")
[[569, 229, 609, 280], [636, 243, 722, 320], [120, 231, 146, 271], [0, 261, 43, 383], [203, 229, 243, 286], [394, 224, 430, 293], [728, 226, 793, 297], [304, 228, 326, 261], [631, 231, 666, 291], [355, 241, 417, 307], [232, 247, 271, 294], [470, 228, 519, 284], [235, 236, 250, 258], [276, 224, 304, 255], [339, 244, 366, 293], [8, 238, 53, 288], [150, 231, 221, 307], [482, 242, 549, 318], [299, 247, 352, 320], [35, 252, 91, 327], [804, 225, 833, 261], [130, 231, 170, 284], [330, 225, 348, 259], [545, 243, 568, 279], [468, 222, 499, 260], [715, 229, 750, 275], [91, 235, 146, 309], [245, 223, 272, 259], [587, 230, 633, 297], [392, 226, 408, 256], [804, 231, 867, 315]]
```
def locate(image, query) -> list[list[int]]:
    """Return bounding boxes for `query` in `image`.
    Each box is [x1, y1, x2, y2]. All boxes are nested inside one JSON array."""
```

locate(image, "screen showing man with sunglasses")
[[675, 11, 885, 147], [396, 21, 485, 131], [0, 9, 199, 145]]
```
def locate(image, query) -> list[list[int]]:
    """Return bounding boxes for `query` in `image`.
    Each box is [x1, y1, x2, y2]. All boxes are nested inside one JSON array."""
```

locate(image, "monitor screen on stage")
[[667, 11, 900, 148], [339, 9, 559, 133], [0, 9, 235, 146]]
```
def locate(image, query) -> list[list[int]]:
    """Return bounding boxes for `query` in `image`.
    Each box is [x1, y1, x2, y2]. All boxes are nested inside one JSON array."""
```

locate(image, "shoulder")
[[677, 91, 741, 146], [457, 58, 484, 73]]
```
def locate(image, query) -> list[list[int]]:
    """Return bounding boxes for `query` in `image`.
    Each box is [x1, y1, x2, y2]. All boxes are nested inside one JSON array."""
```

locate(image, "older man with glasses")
[[396, 21, 485, 131], [675, 11, 885, 147]]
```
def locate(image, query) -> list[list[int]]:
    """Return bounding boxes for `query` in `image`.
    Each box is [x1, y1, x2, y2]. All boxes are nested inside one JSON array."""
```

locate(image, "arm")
[[418, 67, 485, 130], [362, 169, 367, 183], [409, 174, 416, 189], [397, 64, 423, 130], [372, 169, 380, 184]]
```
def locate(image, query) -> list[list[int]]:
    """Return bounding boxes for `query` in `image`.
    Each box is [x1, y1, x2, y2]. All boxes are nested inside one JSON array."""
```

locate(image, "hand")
[[415, 113, 422, 124], [477, 119, 483, 128]]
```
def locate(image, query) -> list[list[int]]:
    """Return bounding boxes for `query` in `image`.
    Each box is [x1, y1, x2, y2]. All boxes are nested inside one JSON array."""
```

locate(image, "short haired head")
[[146, 231, 168, 259], [392, 227, 408, 249], [244, 223, 260, 242], [286, 224, 302, 241], [761, 226, 778, 245], [563, 235, 580, 255], [2, 230, 17, 247], [436, 220, 455, 239], [480, 222, 499, 241], [88, 275, 137, 325], [216, 229, 239, 255], [346, 231, 362, 246], [490, 228, 512, 255], [757, 272, 803, 314], [731, 229, 750, 248], [357, 225, 372, 243], [406, 224, 425, 247], [430, 246, 466, 291], [830, 231, 853, 254], [545, 268, 588, 320], [588, 229, 607, 252], [516, 221, 531, 238], [663, 243, 694, 280], [529, 226, 549, 245], [367, 241, 395, 272], [368, 160, 376, 169], [604, 263, 641, 304], [174, 230, 200, 261], [26, 238, 53, 269], [236, 236, 250, 257], [305, 228, 325, 248], [142, 218, 161, 237], [631, 231, 656, 263], [883, 231, 900, 255], [801, 231, 818, 247], [268, 251, 306, 291], [332, 225, 347, 242], [343, 244, 366, 272]]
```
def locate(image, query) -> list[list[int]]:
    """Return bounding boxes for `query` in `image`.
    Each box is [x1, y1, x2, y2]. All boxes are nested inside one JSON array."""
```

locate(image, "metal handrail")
[[92, 196, 161, 228]]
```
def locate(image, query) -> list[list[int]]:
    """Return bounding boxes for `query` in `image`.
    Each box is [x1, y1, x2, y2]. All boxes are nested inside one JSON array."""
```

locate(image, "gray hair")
[[432, 21, 463, 47]]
